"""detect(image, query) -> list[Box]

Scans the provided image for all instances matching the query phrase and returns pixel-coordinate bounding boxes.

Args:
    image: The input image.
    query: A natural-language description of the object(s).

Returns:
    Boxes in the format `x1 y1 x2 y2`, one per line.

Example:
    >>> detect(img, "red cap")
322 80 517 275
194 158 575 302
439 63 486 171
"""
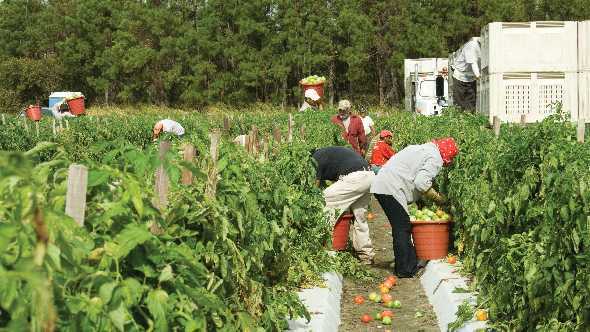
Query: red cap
432 137 458 166
379 130 393 138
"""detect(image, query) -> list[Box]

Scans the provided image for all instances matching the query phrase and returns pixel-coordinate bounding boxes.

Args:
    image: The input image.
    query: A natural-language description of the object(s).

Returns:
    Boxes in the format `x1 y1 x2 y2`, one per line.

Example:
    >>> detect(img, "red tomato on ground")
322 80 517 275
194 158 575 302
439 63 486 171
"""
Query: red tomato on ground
360 314 372 323
354 295 365 305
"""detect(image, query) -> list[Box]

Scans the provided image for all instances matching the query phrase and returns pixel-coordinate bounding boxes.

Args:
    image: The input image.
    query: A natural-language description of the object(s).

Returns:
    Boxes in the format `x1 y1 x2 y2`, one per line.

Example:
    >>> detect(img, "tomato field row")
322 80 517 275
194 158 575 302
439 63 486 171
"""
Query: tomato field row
1 107 589 330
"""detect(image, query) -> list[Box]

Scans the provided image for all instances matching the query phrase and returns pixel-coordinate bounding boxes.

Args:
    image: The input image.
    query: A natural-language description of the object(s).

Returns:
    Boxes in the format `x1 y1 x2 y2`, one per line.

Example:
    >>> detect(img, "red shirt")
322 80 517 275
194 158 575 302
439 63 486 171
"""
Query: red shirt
331 115 367 155
371 141 395 166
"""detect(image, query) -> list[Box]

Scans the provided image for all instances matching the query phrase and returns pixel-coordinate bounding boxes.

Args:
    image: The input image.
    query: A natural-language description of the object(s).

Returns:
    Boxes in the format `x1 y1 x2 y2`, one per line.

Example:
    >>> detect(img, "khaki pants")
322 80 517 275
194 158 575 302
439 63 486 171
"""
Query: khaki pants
323 171 375 260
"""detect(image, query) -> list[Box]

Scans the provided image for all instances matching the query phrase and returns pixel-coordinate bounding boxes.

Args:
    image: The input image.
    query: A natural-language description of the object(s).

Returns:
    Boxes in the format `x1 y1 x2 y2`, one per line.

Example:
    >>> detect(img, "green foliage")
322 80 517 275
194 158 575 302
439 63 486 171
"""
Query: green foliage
2 1 589 109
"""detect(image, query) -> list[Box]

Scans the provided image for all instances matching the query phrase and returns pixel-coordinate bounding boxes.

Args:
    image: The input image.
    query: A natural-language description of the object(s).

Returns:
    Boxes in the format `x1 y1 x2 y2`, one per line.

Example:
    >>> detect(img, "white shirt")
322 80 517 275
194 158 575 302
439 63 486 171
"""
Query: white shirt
452 38 481 83
299 101 312 112
370 143 443 214
361 116 374 135
159 119 185 136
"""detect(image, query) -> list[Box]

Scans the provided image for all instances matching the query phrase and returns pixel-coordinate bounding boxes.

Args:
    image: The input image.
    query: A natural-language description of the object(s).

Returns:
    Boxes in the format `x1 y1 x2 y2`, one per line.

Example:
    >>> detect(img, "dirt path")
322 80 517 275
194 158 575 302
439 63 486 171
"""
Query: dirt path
339 201 439 331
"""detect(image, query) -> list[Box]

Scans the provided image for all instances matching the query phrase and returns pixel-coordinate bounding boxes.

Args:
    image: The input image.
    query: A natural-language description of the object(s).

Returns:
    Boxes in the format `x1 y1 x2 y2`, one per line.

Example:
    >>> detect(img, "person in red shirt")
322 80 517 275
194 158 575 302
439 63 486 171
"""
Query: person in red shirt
330 100 367 156
370 130 396 173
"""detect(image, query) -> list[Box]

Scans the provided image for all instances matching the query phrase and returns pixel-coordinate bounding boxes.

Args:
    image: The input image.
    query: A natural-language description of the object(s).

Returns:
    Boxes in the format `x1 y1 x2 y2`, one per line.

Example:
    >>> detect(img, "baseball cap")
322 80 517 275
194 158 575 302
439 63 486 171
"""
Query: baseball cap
379 130 393 138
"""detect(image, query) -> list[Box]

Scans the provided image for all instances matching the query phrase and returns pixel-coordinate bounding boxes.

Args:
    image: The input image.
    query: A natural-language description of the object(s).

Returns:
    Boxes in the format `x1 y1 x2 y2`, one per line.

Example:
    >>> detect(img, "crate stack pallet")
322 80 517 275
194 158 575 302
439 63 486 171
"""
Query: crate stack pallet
477 21 580 124
580 21 590 122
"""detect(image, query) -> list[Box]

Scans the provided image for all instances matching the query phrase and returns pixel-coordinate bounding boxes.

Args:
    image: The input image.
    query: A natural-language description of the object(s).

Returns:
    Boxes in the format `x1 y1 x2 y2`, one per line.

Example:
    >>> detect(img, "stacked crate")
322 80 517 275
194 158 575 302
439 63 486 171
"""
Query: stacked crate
579 21 590 121
477 21 580 123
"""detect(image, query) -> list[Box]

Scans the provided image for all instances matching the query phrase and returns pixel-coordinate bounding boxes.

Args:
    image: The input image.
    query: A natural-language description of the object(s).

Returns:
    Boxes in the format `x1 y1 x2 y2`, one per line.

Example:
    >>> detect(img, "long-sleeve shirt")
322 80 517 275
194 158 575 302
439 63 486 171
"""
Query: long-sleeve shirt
452 38 481 83
331 115 367 156
370 141 396 166
370 142 443 214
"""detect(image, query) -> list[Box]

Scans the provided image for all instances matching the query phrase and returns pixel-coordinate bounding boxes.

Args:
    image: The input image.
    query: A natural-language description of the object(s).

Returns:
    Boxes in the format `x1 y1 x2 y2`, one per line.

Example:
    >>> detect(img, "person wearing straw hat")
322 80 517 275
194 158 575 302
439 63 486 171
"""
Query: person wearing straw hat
311 146 375 265
152 119 185 141
330 99 367 156
299 89 323 112
370 137 458 278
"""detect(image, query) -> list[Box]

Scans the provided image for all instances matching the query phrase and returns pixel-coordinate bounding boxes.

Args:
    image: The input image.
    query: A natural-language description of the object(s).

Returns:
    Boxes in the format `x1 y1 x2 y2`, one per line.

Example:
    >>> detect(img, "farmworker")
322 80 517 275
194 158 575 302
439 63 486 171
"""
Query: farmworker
50 99 75 120
370 137 458 277
330 100 367 156
299 89 323 112
451 37 481 111
312 146 375 265
358 107 375 139
152 119 185 141
370 130 396 174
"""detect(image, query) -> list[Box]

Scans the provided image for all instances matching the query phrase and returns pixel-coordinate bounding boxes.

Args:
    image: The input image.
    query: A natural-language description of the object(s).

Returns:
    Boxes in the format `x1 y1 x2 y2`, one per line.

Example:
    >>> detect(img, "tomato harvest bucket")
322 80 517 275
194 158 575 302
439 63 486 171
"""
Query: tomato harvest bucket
411 220 451 260
25 105 42 121
67 97 85 115
332 213 354 250
300 82 325 98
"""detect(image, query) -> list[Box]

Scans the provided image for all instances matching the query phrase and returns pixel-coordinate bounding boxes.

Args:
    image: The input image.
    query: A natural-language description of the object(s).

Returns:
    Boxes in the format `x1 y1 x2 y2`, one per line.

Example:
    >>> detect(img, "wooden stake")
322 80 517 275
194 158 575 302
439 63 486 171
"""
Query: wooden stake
1 114 5 125
35 122 39 138
52 119 56 137
206 131 221 198
59 120 63 131
23 118 29 133
65 164 88 226
251 125 258 154
181 144 196 185
287 113 293 143
223 116 230 133
577 117 585 143
493 116 501 137
273 126 281 143
65 119 70 130
154 140 171 211
520 114 526 125
300 125 306 141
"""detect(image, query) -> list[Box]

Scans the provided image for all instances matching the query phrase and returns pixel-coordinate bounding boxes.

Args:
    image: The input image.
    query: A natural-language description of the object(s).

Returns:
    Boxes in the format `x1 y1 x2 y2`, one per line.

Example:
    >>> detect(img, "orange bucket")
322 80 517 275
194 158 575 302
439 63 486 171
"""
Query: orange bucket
67 97 85 115
332 213 353 250
301 82 325 98
411 220 451 260
25 105 42 121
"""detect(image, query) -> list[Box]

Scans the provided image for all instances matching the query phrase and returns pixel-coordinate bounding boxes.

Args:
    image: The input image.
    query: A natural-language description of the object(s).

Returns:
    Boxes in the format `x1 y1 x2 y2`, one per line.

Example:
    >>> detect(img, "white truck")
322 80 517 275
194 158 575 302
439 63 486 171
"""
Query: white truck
404 58 450 116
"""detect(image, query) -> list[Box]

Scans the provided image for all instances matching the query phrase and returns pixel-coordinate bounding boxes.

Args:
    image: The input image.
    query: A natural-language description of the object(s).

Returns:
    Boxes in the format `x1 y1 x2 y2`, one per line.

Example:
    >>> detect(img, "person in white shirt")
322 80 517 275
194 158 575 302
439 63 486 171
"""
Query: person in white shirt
358 107 375 157
153 119 185 141
299 89 322 112
451 37 481 112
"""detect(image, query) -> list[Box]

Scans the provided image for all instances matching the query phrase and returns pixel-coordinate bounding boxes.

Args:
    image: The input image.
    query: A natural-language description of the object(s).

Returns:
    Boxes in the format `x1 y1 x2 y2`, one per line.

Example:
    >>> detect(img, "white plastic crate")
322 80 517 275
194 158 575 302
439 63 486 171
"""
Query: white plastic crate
481 21 578 74
579 21 590 71
477 72 579 123
579 71 590 121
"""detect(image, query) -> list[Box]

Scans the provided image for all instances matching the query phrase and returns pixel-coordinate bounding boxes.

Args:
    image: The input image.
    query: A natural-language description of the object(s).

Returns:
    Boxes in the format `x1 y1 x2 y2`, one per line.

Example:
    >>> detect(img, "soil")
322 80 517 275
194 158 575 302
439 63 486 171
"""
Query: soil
339 201 439 331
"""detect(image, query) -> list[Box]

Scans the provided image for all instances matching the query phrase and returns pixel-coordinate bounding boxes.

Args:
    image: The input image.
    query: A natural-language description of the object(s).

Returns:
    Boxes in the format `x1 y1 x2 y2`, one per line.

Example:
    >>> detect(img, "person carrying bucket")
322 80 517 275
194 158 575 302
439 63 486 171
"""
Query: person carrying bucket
370 137 458 277
299 89 323 112
152 119 185 141
311 146 375 265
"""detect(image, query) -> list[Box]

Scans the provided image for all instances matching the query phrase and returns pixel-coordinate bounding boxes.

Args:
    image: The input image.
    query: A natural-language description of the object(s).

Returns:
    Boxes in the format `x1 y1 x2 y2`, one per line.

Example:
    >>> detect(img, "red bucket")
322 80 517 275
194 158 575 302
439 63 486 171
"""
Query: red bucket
332 213 354 251
301 82 325 98
411 220 451 260
67 97 85 115
25 105 42 121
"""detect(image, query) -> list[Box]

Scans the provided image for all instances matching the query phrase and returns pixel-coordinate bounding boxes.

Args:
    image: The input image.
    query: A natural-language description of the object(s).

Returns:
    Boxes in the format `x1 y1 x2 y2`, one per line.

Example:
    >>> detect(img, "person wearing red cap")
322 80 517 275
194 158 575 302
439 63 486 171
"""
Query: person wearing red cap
370 137 458 278
370 130 396 174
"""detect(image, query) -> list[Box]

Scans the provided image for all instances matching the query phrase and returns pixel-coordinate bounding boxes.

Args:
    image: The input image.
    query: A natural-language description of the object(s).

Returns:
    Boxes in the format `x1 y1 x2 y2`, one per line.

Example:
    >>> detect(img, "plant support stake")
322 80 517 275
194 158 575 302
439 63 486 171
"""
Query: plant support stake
493 116 501 137
181 144 196 185
65 164 88 226
578 117 585 143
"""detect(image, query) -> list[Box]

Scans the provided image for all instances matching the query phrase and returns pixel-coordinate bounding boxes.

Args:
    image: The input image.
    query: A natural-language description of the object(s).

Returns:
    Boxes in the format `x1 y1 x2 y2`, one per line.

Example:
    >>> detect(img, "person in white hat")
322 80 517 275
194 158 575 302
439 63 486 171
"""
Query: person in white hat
299 89 323 112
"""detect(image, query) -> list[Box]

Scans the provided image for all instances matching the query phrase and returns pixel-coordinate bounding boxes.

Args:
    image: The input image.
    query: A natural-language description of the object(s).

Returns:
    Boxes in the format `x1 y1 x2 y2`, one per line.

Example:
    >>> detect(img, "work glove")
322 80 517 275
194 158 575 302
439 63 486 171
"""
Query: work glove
423 188 447 206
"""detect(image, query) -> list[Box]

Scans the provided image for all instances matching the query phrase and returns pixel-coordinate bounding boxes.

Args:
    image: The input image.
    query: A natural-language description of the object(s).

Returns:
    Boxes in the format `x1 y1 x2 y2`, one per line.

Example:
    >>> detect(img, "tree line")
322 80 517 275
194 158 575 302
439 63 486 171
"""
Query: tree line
0 0 588 111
